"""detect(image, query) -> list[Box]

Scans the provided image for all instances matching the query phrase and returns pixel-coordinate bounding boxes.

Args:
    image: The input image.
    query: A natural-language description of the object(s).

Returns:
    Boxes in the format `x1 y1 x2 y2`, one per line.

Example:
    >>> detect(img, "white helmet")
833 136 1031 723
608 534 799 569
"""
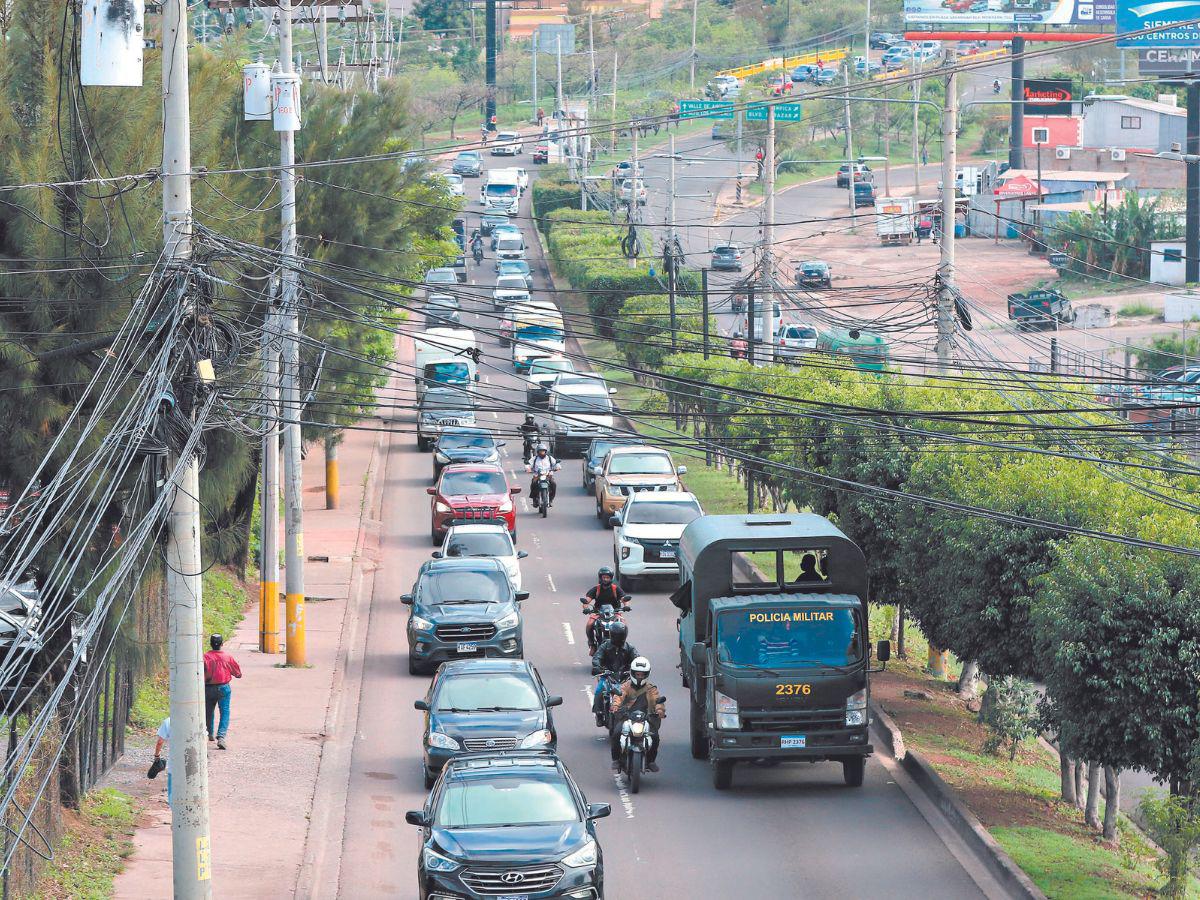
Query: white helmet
630 656 651 686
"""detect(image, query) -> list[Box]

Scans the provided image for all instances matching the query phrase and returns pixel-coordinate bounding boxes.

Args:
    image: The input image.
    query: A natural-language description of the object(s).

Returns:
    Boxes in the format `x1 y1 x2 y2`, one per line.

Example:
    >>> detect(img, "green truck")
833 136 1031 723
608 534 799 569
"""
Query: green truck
816 327 889 372
1007 288 1073 330
674 514 890 790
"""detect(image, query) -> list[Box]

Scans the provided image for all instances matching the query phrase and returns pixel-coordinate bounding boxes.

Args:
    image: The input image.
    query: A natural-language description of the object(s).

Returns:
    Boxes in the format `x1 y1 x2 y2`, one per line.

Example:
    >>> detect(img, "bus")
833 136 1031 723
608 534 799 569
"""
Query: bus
816 327 889 373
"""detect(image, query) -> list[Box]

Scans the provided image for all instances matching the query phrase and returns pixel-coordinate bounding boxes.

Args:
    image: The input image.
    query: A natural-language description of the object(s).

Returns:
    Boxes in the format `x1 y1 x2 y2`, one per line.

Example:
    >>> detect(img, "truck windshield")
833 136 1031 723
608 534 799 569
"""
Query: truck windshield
517 325 563 341
486 184 519 199
716 607 862 669
425 362 470 383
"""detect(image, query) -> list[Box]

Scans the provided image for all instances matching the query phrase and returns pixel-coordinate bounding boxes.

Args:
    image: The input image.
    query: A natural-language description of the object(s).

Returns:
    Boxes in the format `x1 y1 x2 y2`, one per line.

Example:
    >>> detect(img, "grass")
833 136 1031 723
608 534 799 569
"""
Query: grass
129 566 253 730
993 825 1165 900
35 788 136 900
1119 301 1159 318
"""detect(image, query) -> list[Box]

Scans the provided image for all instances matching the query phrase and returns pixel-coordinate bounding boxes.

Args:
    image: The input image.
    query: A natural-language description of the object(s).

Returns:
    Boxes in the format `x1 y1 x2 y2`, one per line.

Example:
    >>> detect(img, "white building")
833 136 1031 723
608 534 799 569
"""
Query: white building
1151 240 1187 287
1080 94 1186 153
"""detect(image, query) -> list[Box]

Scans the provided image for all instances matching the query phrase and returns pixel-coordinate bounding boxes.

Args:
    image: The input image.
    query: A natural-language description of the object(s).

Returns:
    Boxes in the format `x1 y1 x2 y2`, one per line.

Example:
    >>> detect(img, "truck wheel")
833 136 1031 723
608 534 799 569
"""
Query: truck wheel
713 760 734 790
690 701 708 760
417 435 429 452
842 756 865 787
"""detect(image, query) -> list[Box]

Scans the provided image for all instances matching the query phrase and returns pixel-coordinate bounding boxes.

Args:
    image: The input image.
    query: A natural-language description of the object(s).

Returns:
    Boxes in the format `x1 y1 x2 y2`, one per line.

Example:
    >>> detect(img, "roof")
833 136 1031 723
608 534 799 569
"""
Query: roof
680 513 854 562
607 444 668 456
444 521 511 533
625 490 699 504
999 169 1129 185
423 556 508 573
438 658 532 675
1085 94 1186 117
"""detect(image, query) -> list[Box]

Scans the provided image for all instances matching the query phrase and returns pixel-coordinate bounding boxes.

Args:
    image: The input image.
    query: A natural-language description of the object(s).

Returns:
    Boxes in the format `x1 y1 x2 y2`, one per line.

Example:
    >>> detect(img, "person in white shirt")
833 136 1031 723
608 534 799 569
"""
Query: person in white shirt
524 444 561 505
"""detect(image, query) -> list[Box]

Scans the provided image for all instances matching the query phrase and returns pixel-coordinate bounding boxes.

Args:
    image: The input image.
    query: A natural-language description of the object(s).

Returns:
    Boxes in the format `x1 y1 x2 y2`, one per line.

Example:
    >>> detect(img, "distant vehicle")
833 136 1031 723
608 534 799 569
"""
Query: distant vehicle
480 169 521 214
513 306 566 371
1007 289 1074 329
836 163 872 188
532 143 550 164
614 160 645 179
497 258 533 288
412 659 559 787
450 252 467 284
776 322 820 358
813 68 839 85
795 260 831 288
431 427 504 479
513 167 530 192
853 181 877 207
424 267 458 288
435 523 528 591
767 73 793 95
619 178 647 205
593 445 687 523
582 437 639 491
870 32 902 49
611 490 703 589
875 196 916 245
414 327 476 404
526 356 575 407
852 56 882 76
426 464 520 544
405 751 608 897
706 74 741 98
440 172 465 198
494 232 527 266
711 122 731 141
451 151 482 177
492 273 531 309
490 222 522 250
479 212 509 235
417 387 476 452
490 131 523 156
401 155 429 172
790 64 818 82
548 386 615 457
817 327 890 372
711 244 744 271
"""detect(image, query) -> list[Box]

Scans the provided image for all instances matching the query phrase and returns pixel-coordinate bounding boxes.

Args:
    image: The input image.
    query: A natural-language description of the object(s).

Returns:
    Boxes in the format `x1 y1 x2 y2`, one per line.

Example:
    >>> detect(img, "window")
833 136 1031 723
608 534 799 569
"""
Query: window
1164 247 1184 263
1031 127 1049 145
1120 115 1142 130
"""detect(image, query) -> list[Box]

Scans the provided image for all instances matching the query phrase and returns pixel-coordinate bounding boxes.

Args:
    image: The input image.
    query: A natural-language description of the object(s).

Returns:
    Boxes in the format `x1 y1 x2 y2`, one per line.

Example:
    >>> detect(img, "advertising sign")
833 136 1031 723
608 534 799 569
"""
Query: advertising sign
904 0 1113 25
1023 78 1075 115
1117 0 1200 46
1138 46 1200 73
534 23 576 54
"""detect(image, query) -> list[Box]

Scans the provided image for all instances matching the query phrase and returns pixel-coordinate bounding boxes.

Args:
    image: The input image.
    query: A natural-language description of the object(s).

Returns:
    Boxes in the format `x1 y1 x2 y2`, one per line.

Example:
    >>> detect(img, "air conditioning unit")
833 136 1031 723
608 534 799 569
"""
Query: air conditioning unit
1111 148 1126 161
1055 147 1072 160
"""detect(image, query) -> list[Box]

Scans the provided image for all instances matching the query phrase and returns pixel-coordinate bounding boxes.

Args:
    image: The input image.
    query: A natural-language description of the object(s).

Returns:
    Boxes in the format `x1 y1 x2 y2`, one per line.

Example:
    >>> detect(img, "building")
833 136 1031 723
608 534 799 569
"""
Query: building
1024 115 1082 150
1150 240 1186 286
967 167 1129 239
1079 94 1186 154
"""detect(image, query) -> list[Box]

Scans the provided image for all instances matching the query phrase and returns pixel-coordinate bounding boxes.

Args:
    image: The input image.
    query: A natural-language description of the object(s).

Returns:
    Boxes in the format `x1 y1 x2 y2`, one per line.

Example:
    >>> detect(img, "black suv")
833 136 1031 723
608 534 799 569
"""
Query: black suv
414 659 563 787
403 558 528 676
417 388 476 453
406 751 609 900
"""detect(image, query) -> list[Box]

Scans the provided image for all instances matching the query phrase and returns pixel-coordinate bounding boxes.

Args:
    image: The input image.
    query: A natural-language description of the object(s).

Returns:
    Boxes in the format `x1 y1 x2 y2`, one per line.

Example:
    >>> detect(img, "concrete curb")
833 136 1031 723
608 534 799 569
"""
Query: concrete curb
874 702 1046 900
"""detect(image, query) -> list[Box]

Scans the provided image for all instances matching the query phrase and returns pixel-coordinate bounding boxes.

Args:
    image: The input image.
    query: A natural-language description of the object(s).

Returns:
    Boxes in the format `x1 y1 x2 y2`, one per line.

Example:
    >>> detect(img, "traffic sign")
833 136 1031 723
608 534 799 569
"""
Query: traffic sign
678 99 734 120
1117 0 1200 47
745 102 802 122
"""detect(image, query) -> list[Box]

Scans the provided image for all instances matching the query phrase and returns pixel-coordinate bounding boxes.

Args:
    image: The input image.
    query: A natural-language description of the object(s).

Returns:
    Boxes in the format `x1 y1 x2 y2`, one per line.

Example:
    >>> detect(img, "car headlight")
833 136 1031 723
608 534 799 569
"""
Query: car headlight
846 688 867 726
715 689 739 730
427 730 460 751
422 847 460 873
495 610 520 629
434 501 451 513
410 615 434 633
434 451 449 463
519 729 552 748
620 546 630 560
498 499 513 513
561 839 598 869
621 535 642 546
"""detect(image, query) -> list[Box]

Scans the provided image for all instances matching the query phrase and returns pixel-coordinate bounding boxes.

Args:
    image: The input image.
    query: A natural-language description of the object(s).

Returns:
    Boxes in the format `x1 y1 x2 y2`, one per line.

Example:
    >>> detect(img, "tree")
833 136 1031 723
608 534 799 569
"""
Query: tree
412 0 470 36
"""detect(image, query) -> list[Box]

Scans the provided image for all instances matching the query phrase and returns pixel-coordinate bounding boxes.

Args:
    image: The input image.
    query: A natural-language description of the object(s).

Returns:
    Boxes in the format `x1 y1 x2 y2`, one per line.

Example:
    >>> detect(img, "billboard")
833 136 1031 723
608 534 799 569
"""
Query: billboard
904 0 1113 24
1116 0 1200 47
1023 78 1075 115
1139 46 1200 73
534 24 576 54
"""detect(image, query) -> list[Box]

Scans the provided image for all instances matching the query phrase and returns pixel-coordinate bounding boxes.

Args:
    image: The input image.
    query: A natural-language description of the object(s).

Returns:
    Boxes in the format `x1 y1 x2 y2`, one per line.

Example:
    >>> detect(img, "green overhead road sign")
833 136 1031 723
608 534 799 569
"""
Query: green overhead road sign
678 99 734 120
745 102 802 122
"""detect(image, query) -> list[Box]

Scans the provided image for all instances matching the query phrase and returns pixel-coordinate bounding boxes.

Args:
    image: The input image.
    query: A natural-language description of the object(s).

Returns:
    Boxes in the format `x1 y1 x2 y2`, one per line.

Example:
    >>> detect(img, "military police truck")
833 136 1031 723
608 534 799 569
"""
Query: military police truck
674 514 890 790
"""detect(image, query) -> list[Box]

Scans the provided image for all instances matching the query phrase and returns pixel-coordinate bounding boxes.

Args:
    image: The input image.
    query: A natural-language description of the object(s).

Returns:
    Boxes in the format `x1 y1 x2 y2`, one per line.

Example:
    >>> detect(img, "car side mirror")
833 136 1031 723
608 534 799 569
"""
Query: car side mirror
414 699 430 711
426 487 437 495
497 442 507 448
876 640 892 663
591 466 603 476
515 591 531 602
546 695 563 707
608 387 617 395
431 551 444 559
587 802 612 820
517 550 529 559
401 593 414 605
677 465 688 475
690 642 706 665
609 515 621 527
405 810 429 827
510 486 522 494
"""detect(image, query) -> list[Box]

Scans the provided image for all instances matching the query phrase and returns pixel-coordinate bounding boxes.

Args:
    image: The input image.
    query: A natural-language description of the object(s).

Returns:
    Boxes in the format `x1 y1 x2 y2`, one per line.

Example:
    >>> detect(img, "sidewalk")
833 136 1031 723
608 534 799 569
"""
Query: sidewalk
110 420 385 899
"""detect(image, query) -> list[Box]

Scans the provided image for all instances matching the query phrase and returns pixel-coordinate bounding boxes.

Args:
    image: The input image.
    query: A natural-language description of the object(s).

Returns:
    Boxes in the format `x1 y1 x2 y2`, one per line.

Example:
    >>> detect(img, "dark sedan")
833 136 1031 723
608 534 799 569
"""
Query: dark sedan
796 260 832 288
479 212 510 235
406 751 608 900
432 428 504 479
452 151 483 177
414 659 562 787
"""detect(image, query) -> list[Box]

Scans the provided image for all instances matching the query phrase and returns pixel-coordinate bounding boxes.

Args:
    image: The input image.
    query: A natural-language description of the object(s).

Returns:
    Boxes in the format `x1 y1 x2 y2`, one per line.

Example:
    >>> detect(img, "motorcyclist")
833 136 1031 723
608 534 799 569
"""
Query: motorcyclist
524 444 560 507
590 621 638 726
730 331 748 360
610 656 665 771
582 565 630 650
519 414 540 460
992 78 1002 94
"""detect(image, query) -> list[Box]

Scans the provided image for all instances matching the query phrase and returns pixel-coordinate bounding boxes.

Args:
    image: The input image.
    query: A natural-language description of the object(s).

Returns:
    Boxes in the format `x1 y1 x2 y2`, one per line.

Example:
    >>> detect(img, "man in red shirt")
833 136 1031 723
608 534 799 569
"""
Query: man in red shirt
204 634 242 750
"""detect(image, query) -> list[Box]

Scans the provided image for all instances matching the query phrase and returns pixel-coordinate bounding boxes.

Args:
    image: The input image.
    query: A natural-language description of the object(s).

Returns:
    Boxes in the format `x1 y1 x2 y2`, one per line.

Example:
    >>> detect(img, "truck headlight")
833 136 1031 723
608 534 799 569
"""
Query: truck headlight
428 730 460 750
715 689 739 730
495 610 520 629
561 839 598 868
410 615 434 633
846 688 867 726
520 729 552 748
422 847 460 872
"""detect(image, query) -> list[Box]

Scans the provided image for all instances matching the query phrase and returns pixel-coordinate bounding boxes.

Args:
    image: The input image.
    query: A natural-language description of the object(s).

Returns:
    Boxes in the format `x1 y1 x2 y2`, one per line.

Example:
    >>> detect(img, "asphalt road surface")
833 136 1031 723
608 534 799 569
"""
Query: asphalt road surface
324 159 1009 899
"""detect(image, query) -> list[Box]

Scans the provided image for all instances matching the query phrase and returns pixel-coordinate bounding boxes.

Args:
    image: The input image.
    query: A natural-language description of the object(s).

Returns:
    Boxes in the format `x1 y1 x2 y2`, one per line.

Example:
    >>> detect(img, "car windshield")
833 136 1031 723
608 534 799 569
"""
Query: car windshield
439 432 495 451
497 238 524 250
786 327 818 339
609 452 674 475
440 470 508 495
426 271 455 283
715 246 737 255
556 395 612 415
496 277 527 290
435 776 578 828
446 531 513 558
717 607 863 668
457 152 479 161
531 359 573 376
433 673 541 711
500 261 530 274
420 568 509 604
625 500 701 525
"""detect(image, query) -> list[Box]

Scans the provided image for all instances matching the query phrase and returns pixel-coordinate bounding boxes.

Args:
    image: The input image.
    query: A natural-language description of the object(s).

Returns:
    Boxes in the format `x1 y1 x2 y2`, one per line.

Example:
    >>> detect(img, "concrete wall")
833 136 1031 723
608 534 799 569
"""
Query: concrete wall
1018 147 1186 191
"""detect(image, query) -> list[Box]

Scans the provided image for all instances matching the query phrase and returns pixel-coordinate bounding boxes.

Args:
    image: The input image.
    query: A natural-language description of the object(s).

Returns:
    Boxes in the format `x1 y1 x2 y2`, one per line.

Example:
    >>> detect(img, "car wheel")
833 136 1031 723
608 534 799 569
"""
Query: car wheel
690 699 708 760
417 435 429 452
431 528 441 547
408 655 423 676
842 756 865 787
423 766 437 789
618 572 636 592
713 760 734 790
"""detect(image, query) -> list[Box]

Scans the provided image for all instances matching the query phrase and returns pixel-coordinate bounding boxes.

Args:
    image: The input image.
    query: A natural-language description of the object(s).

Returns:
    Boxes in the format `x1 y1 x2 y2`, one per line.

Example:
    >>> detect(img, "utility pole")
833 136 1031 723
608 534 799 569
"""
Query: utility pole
278 0 306 667
555 35 563 118
864 0 871 68
689 0 699 93
843 65 855 229
1188 82 1199 283
763 105 777 362
1009 33 1025 170
383 0 392 78
938 63 957 369
588 14 597 114
531 30 538 124
610 48 618 153
912 53 921 198
668 132 678 352
162 0 212 889
701 267 711 360
485 0 497 127
260 298 280 654
319 8 328 82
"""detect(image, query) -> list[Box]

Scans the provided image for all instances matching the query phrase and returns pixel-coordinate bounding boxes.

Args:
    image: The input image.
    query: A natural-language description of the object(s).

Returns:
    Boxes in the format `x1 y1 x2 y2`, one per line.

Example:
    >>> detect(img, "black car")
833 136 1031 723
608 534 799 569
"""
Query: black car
453 151 483 178
479 212 510 235
414 659 563 787
582 437 640 491
835 163 872 189
406 751 609 900
870 31 901 49
433 428 504 479
796 260 832 288
418 388 476 452
403 558 527 676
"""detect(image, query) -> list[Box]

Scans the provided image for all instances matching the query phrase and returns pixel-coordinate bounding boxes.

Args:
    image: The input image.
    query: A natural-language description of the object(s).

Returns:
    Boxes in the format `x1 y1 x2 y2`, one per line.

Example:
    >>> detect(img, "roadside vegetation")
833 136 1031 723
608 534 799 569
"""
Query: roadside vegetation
35 788 136 900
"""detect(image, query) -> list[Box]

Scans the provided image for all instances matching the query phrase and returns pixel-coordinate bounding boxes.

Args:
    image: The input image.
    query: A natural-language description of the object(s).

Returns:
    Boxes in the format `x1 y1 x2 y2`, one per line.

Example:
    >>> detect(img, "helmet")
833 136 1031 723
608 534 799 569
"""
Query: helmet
598 566 614 583
609 620 628 646
209 634 224 651
524 414 535 424
536 444 549 454
630 656 651 686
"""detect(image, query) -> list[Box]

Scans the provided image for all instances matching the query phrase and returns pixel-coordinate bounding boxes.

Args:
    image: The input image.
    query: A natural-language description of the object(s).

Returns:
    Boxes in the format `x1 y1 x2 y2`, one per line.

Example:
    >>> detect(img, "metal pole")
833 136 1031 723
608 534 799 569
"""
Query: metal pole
864 0 871 69
669 132 678 352
747 284 756 366
1009 34 1025 170
485 0 497 127
844 65 855 230
610 48 618 153
162 0 211 889
690 0 698 93
764 106 777 361
531 31 538 125
736 108 743 170
280 0 306 667
938 64 957 371
912 52 921 199
701 267 711 360
383 0 392 77
1188 82 1200 283
555 35 563 118
319 7 328 82
260 304 280 654
588 14 596 113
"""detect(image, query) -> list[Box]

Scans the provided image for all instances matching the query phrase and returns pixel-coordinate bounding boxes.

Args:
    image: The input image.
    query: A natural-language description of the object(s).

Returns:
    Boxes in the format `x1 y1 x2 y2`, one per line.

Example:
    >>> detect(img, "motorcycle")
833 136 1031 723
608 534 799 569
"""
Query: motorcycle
992 80 1002 95
535 472 552 518
595 668 629 731
582 602 630 655
617 698 665 793
472 241 484 264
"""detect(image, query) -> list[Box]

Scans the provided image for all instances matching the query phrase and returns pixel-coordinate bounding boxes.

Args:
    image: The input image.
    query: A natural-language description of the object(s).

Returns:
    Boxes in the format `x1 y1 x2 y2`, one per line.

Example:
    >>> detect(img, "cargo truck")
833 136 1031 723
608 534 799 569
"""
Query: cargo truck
675 514 890 790
874 197 914 245
413 328 478 402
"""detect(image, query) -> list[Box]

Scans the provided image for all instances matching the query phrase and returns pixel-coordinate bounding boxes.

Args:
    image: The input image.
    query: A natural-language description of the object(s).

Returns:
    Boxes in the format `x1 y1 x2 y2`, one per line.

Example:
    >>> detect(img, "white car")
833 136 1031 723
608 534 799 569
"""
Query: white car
441 172 465 197
611 491 703 588
435 523 527 592
619 179 647 204
492 274 531 309
513 167 530 192
491 132 523 156
776 322 819 359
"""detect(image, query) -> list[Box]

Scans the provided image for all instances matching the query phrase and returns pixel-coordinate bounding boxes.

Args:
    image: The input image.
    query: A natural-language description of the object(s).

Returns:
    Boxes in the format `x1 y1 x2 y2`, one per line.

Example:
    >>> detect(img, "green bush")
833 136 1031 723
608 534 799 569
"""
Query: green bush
530 168 581 224
613 294 718 370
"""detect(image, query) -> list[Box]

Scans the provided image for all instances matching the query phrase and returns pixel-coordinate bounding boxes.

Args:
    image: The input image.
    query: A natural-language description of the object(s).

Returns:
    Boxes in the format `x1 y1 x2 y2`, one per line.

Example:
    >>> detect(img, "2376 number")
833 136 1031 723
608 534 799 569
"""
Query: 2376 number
775 683 811 696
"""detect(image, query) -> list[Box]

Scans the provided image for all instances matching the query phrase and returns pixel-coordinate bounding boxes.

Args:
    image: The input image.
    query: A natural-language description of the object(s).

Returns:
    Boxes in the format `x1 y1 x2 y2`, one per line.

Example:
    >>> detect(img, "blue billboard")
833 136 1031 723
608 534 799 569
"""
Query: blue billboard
1117 0 1200 47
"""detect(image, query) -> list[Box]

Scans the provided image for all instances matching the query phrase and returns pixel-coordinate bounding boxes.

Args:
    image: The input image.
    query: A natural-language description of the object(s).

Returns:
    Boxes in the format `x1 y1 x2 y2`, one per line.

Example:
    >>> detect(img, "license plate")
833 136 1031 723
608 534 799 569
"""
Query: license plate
497 896 529 900
456 642 478 653
659 548 676 559
781 734 807 749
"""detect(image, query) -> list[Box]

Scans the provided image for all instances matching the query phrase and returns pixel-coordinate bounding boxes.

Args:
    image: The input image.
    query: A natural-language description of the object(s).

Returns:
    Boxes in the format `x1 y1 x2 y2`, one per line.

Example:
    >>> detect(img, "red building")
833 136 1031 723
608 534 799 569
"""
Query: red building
1022 115 1082 149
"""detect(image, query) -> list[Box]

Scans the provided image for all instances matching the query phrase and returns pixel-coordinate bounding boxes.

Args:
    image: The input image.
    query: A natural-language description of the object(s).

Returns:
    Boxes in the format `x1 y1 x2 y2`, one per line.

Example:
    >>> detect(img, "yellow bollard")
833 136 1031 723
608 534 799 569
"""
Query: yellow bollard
260 580 279 654
325 436 339 510
286 593 306 666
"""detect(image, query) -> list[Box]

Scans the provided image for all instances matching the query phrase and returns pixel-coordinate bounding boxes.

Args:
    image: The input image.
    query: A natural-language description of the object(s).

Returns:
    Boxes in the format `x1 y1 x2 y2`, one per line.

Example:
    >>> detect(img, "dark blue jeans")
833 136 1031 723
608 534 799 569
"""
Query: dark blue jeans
205 683 232 739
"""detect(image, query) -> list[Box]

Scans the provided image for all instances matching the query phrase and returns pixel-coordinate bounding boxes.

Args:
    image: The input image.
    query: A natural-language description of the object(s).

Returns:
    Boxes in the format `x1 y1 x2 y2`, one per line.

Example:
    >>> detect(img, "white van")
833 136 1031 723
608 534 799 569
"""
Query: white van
480 169 522 214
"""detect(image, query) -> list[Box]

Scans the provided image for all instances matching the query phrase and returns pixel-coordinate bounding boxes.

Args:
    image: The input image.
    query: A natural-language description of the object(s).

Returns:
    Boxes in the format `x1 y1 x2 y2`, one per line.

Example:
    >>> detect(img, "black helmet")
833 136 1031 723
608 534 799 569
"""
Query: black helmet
609 620 628 645
536 444 549 454
598 566 614 583
209 634 224 651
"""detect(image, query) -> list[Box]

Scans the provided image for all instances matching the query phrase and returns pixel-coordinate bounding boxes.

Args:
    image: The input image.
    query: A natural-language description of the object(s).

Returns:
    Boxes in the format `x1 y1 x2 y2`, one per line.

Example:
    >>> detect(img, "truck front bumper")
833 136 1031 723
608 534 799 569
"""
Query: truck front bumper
707 727 871 760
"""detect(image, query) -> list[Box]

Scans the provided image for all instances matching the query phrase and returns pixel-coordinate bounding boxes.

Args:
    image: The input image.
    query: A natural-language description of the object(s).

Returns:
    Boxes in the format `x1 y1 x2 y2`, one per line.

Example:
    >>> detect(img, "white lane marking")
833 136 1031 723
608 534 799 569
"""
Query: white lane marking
484 375 491 384
547 574 557 593
491 411 499 419
612 772 636 819
562 622 575 645
580 685 593 711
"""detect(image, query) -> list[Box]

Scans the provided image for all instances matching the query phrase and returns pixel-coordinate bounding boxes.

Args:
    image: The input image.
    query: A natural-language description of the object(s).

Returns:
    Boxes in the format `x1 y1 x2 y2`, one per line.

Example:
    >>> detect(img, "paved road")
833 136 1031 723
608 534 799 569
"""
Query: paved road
327 161 1004 898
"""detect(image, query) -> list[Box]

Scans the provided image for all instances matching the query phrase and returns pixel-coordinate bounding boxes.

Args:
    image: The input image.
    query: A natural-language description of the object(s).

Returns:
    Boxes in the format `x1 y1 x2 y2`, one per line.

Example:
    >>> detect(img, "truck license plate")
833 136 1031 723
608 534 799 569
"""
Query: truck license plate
456 642 478 653
659 548 676 559
780 734 807 749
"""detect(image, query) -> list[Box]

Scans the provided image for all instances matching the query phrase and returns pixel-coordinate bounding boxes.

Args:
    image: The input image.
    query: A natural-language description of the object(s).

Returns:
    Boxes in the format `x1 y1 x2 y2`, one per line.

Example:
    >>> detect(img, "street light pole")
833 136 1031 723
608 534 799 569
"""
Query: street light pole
690 0 699 93
1188 81 1200 283
938 63 958 370
844 65 856 229
762 105 777 365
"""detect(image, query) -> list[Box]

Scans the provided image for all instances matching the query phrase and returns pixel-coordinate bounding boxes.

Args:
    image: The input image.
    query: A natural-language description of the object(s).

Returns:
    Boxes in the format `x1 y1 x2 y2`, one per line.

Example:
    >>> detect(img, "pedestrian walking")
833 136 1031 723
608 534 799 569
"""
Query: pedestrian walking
152 717 171 801
204 633 242 750
921 147 928 167
536 106 545 128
